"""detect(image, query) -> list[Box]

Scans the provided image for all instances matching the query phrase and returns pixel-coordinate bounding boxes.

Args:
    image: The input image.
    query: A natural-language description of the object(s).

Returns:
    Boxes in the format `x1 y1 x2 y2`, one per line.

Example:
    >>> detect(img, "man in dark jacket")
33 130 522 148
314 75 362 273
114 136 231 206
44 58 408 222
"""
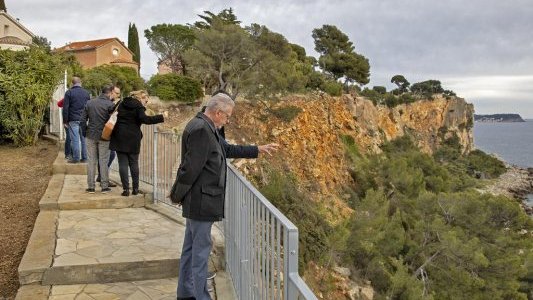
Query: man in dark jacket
80 85 118 194
62 77 90 163
174 93 279 300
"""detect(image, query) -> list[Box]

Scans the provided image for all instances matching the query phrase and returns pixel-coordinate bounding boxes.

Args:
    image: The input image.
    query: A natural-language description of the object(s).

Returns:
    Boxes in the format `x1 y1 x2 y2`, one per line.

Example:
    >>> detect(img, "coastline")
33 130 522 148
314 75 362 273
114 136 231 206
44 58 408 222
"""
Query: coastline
481 164 533 215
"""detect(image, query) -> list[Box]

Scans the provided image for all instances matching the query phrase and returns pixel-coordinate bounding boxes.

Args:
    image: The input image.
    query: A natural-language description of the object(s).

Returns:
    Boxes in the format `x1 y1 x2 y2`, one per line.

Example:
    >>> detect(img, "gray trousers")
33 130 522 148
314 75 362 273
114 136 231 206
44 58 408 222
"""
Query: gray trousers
86 138 110 189
177 219 213 300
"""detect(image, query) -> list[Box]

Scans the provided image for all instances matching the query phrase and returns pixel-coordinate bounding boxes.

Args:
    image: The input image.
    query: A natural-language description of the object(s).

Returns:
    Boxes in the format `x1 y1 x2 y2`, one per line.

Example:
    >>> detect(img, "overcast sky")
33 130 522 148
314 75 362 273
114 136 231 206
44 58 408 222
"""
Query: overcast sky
7 0 533 117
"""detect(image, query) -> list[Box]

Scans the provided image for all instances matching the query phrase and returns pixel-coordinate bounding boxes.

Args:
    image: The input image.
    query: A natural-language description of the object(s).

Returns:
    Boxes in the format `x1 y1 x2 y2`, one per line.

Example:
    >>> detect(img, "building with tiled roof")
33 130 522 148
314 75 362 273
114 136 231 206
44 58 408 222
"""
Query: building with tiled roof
0 10 34 50
56 37 139 73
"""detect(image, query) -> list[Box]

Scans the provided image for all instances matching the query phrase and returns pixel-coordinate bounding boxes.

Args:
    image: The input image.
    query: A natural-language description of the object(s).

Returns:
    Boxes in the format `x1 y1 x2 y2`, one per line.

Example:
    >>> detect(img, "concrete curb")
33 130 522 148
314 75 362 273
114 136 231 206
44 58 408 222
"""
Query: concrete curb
57 196 146 210
39 174 64 210
42 258 180 285
52 152 87 175
145 202 186 226
17 210 58 285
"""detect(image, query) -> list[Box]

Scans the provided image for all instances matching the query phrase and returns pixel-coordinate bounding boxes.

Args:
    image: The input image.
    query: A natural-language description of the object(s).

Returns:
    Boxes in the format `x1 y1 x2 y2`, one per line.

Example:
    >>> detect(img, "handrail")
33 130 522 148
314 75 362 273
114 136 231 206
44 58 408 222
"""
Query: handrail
90 121 318 299
225 164 318 299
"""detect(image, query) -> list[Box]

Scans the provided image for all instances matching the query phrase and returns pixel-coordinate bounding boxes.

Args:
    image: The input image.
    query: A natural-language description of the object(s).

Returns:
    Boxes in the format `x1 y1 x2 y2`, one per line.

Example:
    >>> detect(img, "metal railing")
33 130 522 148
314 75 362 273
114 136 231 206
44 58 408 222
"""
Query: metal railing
225 164 317 300
53 114 317 299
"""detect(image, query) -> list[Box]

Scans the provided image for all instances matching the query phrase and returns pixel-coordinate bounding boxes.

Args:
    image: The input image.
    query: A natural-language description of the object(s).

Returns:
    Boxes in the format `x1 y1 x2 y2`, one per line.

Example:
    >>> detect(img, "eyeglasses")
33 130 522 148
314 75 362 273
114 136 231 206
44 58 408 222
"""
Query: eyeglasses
219 110 232 120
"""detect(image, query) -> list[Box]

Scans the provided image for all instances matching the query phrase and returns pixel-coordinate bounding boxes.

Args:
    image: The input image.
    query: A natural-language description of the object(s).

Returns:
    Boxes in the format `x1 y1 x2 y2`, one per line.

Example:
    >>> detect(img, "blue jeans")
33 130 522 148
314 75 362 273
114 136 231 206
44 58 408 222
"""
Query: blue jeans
177 219 213 300
68 121 87 161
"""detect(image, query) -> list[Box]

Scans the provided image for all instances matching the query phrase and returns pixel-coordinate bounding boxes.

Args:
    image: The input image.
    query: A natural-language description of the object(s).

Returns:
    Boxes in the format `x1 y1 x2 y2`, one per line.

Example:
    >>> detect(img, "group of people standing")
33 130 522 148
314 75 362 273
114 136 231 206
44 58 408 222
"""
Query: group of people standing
61 77 164 195
62 77 281 300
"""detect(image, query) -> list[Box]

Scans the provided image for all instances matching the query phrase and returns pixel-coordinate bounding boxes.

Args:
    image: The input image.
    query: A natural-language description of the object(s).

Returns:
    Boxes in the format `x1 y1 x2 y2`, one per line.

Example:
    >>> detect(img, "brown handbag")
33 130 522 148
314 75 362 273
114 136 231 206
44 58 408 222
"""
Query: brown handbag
101 100 122 141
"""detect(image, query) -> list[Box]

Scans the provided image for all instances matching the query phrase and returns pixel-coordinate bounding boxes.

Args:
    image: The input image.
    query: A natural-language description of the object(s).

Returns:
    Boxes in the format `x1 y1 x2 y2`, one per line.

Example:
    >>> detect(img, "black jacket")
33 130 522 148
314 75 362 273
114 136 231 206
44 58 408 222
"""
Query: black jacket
109 97 164 153
175 112 258 222
62 85 90 123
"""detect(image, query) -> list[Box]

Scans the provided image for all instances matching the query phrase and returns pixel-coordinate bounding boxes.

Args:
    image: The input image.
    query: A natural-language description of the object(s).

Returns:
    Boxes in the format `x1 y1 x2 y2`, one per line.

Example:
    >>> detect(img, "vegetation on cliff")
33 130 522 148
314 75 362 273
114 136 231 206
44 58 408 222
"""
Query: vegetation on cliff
342 135 530 299
155 90 527 299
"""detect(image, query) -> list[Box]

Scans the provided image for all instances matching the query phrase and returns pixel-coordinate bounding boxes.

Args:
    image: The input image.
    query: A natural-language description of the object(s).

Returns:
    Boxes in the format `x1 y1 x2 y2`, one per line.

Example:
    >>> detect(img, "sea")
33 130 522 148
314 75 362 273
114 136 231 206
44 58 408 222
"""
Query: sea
473 120 533 207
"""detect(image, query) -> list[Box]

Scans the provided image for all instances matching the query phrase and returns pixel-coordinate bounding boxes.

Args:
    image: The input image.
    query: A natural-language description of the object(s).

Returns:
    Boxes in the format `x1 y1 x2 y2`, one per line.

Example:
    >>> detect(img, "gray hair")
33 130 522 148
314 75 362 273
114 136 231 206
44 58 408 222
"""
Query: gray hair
205 93 235 113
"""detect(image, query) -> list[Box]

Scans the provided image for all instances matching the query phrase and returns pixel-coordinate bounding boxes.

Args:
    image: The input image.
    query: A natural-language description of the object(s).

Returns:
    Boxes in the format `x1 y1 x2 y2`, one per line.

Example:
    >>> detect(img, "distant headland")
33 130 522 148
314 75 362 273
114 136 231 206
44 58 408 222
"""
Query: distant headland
474 114 525 122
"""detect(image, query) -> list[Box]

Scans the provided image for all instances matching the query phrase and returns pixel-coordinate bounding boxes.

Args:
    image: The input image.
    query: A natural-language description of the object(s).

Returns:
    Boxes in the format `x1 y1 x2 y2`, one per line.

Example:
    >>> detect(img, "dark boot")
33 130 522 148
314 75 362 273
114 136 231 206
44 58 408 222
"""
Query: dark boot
121 189 130 197
132 188 139 195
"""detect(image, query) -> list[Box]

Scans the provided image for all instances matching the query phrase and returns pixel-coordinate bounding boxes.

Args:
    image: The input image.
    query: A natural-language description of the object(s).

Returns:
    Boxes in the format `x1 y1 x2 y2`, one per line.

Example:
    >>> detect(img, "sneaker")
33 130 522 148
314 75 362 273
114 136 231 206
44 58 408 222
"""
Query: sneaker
85 188 95 194
80 159 87 163
108 182 117 188
101 188 111 194
207 271 216 280
67 159 79 164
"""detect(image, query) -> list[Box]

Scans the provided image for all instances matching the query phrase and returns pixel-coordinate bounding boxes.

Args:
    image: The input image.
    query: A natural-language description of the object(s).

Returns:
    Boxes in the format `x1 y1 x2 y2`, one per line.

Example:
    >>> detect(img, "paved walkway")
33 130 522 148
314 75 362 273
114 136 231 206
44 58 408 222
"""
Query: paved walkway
16 152 232 300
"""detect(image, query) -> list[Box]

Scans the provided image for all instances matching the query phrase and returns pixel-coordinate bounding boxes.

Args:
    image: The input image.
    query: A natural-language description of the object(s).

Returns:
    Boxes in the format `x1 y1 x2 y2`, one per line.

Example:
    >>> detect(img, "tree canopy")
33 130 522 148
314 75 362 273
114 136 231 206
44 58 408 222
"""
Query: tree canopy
146 11 374 97
144 24 195 74
128 23 141 69
312 24 370 85
83 65 144 96
391 74 410 94
32 36 52 52
192 8 241 29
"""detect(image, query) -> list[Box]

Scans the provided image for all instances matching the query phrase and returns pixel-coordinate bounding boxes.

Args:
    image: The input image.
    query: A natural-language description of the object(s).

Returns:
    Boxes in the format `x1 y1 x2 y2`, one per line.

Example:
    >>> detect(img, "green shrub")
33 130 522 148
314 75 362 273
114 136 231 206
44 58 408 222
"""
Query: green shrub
372 86 387 94
360 88 385 105
0 47 65 146
320 80 343 96
148 74 203 103
259 168 331 272
465 149 506 178
84 65 145 96
271 105 302 122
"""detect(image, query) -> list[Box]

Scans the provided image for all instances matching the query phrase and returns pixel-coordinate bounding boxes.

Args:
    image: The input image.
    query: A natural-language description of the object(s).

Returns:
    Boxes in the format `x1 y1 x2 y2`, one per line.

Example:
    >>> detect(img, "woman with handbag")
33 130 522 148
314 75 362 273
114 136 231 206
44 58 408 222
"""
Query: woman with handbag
109 90 164 196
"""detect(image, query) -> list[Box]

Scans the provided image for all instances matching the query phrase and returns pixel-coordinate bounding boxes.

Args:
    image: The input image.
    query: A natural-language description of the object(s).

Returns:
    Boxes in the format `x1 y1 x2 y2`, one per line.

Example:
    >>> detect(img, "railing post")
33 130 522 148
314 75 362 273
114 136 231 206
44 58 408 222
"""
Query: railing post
286 229 299 300
153 125 158 204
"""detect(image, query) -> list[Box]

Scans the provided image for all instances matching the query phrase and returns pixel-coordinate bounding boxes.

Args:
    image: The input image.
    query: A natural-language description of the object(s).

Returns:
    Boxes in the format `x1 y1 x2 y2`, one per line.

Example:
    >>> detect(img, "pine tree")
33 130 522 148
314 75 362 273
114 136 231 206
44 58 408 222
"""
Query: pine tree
0 0 7 12
127 22 141 70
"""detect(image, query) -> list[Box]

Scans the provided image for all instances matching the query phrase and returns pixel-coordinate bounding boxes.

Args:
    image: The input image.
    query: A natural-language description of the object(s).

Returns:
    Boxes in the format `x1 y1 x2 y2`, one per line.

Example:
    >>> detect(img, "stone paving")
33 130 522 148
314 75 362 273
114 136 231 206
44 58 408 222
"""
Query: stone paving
49 278 178 300
54 208 183 266
16 153 231 300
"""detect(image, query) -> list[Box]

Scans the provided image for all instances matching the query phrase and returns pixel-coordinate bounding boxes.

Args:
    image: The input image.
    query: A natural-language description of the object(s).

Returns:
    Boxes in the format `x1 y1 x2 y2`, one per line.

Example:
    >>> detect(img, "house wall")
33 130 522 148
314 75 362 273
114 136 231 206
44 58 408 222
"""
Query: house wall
70 49 97 69
96 40 134 66
0 14 32 43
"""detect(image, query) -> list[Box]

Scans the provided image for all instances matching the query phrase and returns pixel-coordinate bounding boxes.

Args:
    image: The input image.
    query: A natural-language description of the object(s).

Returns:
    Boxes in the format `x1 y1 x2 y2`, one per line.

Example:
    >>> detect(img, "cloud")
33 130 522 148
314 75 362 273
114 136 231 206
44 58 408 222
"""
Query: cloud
6 0 533 115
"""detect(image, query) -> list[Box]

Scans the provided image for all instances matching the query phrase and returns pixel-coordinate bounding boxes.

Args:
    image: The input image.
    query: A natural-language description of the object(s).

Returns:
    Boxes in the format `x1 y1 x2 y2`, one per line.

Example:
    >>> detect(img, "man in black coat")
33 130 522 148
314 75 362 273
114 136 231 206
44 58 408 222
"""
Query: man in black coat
174 93 279 300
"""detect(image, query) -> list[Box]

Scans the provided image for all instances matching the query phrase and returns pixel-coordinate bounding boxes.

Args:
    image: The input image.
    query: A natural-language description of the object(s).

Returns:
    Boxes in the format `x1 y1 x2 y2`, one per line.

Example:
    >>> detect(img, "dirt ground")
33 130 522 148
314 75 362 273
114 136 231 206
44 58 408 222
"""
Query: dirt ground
0 140 58 299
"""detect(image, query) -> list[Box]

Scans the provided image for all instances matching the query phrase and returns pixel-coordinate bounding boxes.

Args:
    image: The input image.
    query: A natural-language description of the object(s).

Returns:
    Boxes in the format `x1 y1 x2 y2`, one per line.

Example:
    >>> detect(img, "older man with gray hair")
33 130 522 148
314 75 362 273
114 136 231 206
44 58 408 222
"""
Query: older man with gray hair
173 93 278 300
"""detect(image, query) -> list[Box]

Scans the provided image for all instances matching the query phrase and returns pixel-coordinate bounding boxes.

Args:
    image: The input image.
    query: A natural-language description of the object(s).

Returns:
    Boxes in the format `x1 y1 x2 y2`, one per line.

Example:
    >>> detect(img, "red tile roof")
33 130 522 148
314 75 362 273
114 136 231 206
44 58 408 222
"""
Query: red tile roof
57 38 128 52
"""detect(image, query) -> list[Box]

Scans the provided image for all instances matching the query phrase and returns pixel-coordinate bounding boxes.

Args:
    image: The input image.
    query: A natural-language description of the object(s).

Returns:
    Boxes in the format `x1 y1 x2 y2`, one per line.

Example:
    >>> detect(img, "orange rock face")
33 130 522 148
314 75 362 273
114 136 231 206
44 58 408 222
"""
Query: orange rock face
227 94 473 221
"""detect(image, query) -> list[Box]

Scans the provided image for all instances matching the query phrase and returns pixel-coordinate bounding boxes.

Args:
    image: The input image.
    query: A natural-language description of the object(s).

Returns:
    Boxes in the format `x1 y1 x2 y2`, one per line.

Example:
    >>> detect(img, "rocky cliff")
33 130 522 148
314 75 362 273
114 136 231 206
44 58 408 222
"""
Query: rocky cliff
227 94 474 201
